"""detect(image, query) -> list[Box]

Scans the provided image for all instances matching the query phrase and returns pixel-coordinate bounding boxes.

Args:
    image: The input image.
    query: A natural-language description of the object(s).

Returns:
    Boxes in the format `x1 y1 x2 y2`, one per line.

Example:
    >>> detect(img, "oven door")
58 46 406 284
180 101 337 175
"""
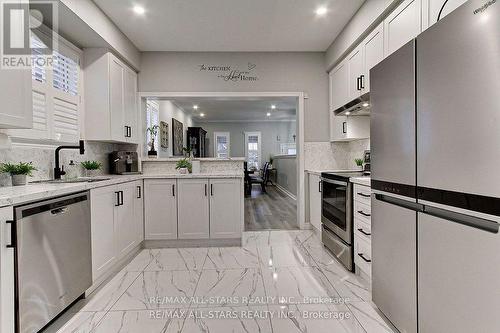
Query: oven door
321 178 352 244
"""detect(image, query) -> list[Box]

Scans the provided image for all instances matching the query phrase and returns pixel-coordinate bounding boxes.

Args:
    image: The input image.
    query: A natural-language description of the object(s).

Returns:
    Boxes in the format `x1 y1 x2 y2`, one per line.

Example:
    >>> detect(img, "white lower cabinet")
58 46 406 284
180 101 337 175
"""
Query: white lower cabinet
1 207 15 333
353 183 372 279
90 181 143 282
308 173 322 231
178 179 210 239
144 179 178 240
209 178 242 239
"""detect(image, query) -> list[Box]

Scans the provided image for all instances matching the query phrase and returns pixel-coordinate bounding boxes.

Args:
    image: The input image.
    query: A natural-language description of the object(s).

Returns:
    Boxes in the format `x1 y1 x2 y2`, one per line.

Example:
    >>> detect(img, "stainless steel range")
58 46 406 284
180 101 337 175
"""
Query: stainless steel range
320 171 368 271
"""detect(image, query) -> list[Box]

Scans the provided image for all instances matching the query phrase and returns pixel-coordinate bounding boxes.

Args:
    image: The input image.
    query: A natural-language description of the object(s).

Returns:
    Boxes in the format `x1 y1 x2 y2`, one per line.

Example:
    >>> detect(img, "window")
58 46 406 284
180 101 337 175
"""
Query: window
280 143 296 155
214 132 230 158
245 132 261 169
9 29 82 144
146 100 159 151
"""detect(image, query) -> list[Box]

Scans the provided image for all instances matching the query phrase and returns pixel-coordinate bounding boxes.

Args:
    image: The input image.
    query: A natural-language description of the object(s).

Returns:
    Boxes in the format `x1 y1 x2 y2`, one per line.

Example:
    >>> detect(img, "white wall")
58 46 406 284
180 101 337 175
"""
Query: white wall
138 52 328 142
156 101 193 158
194 121 296 164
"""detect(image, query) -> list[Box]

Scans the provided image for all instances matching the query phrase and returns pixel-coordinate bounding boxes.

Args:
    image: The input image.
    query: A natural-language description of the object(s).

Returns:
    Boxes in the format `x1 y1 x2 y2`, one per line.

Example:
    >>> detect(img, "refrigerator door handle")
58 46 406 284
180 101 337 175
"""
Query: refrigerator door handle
424 205 499 234
375 194 424 212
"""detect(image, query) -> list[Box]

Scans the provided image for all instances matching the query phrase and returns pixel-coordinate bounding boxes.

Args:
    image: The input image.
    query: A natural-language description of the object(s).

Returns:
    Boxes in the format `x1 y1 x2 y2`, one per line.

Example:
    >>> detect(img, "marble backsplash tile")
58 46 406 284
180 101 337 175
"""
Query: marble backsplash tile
0 141 134 186
142 160 243 175
304 140 370 171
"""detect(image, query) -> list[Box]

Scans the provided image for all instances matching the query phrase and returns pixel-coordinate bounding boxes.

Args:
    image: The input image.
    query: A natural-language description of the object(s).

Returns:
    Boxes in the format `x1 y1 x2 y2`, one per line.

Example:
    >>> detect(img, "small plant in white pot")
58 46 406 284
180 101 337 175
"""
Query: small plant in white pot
0 162 37 186
81 160 102 177
176 158 192 174
354 158 364 171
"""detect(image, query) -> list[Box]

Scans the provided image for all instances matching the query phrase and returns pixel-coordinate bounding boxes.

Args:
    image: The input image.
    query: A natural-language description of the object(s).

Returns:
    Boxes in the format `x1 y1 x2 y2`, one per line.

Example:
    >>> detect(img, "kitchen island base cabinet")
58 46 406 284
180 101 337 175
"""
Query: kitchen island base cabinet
144 179 178 240
178 179 210 239
209 179 243 239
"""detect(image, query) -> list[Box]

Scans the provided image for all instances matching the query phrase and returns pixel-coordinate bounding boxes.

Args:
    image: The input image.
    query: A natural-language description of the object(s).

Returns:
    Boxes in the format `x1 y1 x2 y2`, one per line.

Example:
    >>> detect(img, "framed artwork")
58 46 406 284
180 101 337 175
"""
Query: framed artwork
160 121 169 149
172 118 184 156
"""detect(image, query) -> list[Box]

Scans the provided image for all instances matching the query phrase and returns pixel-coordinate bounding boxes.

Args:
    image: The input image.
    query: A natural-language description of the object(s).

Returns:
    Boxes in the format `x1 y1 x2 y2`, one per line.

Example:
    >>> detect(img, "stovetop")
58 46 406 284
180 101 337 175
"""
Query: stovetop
321 171 370 181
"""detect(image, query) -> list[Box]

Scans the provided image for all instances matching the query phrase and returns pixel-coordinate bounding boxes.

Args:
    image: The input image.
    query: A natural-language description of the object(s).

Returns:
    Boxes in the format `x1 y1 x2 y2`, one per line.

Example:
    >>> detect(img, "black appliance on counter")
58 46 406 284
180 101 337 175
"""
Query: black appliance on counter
187 127 207 157
109 151 140 174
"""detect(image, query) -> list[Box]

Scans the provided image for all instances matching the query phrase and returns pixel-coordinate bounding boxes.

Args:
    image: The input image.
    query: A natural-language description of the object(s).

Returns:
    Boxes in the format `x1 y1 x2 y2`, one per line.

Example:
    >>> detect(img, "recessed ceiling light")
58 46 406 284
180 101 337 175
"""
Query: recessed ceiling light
362 102 370 107
133 5 145 15
345 111 351 116
315 6 328 16
271 105 276 110
193 105 199 110
200 113 205 117
266 112 271 117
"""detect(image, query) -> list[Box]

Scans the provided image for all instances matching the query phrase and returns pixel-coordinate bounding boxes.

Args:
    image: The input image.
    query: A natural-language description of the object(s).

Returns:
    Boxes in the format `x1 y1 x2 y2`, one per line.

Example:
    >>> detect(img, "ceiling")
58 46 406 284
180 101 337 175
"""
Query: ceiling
93 0 365 52
158 97 297 122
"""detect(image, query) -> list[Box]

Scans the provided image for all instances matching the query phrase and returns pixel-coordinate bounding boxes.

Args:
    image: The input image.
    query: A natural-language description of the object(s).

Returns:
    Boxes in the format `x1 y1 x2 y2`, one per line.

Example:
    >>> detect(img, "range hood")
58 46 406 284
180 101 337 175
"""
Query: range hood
334 92 370 116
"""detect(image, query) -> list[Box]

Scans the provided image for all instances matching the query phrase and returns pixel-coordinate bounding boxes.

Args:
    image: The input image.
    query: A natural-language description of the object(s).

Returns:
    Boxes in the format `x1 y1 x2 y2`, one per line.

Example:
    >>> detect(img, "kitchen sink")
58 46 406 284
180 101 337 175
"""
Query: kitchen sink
31 177 111 184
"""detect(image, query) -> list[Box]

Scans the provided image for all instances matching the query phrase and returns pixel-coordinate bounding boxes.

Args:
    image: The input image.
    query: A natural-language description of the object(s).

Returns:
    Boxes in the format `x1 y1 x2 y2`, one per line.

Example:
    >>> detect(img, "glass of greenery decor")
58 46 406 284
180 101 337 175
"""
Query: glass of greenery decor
81 160 102 177
0 162 37 186
175 158 192 174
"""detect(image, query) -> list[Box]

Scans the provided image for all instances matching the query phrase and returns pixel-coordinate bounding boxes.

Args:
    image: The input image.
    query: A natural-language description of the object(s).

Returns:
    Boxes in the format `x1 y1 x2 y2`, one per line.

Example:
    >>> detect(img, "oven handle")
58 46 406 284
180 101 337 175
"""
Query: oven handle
320 178 347 186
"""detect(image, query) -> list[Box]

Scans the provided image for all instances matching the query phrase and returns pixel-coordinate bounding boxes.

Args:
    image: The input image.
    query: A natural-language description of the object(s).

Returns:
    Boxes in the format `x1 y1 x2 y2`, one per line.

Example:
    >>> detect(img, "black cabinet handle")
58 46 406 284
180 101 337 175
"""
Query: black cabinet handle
357 192 370 198
357 210 371 217
358 253 372 263
137 186 141 199
204 184 207 196
119 191 124 206
318 180 322 193
356 77 360 91
210 184 214 196
6 220 16 248
128 126 132 138
360 75 365 89
357 228 371 236
342 122 347 134
172 184 175 197
115 191 120 206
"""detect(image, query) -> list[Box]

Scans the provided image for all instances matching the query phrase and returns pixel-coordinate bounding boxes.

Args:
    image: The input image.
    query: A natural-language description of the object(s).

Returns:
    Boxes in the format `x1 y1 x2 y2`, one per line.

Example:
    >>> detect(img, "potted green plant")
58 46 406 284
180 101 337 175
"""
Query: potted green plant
176 158 192 174
354 158 364 171
0 162 37 186
182 146 193 159
81 160 102 177
146 125 159 158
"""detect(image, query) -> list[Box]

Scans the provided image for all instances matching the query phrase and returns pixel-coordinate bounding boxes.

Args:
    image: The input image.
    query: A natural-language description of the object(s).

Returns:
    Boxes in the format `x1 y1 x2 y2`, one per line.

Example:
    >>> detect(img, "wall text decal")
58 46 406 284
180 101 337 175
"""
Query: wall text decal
198 62 259 82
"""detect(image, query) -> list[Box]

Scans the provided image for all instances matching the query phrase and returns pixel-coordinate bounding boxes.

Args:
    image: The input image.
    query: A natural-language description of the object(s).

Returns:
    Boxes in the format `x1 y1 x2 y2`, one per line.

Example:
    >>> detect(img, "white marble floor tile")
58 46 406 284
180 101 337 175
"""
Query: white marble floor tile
44 311 106 333
194 268 266 307
72 270 141 312
181 306 273 333
268 304 365 333
261 266 339 305
203 246 260 270
112 270 201 310
319 263 372 302
123 249 160 272
348 302 396 333
145 248 208 271
258 244 317 268
93 310 186 333
242 231 271 247
268 230 314 246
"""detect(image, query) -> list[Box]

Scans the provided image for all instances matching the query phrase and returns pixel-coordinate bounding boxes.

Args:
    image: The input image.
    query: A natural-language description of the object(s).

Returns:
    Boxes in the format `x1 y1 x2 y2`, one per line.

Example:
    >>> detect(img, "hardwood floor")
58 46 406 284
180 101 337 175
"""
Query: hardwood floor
244 185 298 231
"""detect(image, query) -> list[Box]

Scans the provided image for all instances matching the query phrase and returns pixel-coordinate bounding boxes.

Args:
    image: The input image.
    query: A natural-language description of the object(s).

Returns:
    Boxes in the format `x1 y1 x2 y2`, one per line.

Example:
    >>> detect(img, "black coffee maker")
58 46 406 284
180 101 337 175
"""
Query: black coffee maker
109 151 140 174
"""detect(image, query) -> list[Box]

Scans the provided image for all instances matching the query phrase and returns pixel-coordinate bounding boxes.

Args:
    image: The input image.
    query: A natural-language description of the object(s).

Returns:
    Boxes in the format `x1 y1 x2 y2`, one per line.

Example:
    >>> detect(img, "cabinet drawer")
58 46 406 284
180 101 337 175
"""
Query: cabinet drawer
355 236 372 277
354 184 371 205
354 200 372 225
355 218 371 242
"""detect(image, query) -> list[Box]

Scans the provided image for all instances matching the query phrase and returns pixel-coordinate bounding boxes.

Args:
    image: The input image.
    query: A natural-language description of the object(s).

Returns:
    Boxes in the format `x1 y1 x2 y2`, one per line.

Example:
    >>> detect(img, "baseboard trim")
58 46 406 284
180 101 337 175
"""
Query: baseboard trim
144 238 242 248
275 184 297 201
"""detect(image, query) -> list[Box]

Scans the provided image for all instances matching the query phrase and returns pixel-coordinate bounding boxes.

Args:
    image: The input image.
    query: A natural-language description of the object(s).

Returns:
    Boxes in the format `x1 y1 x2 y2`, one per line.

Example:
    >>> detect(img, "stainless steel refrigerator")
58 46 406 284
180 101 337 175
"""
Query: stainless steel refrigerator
370 1 500 332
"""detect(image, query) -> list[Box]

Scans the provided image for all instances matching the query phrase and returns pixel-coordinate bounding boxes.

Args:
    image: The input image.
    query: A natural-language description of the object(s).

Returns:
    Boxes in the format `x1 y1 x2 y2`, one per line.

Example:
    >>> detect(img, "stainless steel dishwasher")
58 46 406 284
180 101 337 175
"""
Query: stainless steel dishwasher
13 191 92 333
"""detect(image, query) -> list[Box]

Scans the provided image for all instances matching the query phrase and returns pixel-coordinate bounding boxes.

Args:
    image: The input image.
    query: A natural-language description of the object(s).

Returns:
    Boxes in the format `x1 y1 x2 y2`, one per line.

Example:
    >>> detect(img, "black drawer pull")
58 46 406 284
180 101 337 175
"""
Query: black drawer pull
137 186 141 199
6 220 16 248
357 210 371 217
357 192 370 198
357 228 371 236
115 191 120 206
172 184 175 197
358 253 372 263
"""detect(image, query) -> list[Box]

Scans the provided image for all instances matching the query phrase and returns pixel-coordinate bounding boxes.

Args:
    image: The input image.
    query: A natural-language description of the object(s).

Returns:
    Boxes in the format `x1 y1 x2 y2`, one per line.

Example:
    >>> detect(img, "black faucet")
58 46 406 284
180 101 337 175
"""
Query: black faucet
54 140 85 179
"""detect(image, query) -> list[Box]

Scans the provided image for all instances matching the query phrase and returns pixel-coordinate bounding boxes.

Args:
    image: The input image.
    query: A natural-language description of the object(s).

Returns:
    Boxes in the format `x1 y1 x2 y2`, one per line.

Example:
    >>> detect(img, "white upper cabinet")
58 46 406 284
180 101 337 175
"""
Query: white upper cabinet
347 47 364 100
209 179 242 239
84 49 138 144
0 70 32 129
329 60 349 112
384 0 422 56
361 22 385 92
422 0 468 30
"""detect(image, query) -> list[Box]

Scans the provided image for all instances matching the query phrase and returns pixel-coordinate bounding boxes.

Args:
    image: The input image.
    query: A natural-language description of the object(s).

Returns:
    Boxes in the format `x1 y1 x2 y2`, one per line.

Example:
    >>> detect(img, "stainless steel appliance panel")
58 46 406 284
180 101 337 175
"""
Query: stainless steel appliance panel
418 211 500 332
372 196 417 333
370 40 416 187
321 225 353 271
16 192 92 333
417 0 500 197
321 178 352 244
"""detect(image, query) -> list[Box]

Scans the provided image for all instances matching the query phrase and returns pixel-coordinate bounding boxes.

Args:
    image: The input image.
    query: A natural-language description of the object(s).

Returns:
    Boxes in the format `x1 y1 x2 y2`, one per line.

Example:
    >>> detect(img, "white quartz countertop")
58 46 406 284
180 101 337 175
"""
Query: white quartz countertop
0 173 243 208
305 169 359 176
143 157 246 162
350 176 371 187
